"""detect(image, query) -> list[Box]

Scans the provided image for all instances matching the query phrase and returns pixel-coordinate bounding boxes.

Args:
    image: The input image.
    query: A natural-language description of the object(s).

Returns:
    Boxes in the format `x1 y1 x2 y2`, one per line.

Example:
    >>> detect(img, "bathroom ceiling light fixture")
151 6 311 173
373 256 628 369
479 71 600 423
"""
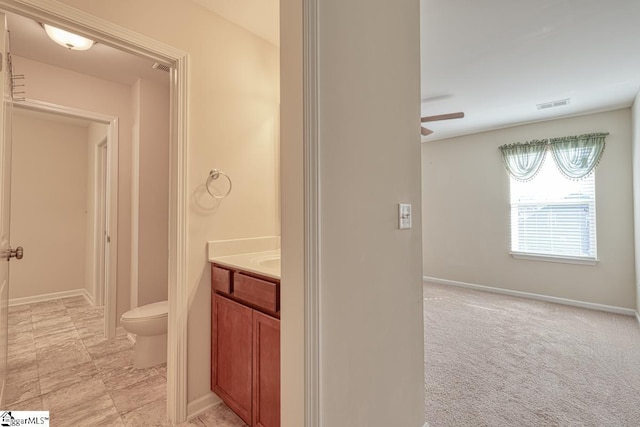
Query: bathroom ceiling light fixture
42 24 95 51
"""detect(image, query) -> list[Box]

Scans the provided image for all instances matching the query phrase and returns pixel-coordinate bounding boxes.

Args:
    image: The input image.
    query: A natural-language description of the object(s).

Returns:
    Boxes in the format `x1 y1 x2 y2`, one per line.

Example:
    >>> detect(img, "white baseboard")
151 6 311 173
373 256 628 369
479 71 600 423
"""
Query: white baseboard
83 289 95 306
636 311 640 325
9 288 89 307
424 277 637 316
423 422 430 427
187 392 222 419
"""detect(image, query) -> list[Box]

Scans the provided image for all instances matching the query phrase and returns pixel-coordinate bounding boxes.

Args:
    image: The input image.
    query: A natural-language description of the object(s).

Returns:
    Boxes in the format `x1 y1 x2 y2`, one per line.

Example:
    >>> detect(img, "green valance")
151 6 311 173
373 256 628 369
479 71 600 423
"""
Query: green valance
499 132 608 181
499 140 548 182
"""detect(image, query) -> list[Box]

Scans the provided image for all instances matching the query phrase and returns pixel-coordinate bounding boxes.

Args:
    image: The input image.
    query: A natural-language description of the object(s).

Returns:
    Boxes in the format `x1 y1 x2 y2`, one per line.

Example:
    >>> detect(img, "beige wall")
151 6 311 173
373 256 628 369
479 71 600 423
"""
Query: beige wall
632 94 640 314
54 0 280 406
423 109 636 309
10 111 88 299
13 55 133 321
317 0 425 425
135 78 170 306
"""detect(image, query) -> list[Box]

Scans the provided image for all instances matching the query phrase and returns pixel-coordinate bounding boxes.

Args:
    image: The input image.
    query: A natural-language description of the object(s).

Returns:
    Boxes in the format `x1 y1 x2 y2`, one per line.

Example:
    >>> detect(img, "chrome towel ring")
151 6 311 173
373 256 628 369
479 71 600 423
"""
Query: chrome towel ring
206 169 232 199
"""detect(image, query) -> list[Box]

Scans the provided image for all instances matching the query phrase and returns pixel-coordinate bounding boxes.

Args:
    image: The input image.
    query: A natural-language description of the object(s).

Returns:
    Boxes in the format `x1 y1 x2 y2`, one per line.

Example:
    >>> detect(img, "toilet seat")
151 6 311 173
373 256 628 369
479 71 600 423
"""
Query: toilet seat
121 300 168 321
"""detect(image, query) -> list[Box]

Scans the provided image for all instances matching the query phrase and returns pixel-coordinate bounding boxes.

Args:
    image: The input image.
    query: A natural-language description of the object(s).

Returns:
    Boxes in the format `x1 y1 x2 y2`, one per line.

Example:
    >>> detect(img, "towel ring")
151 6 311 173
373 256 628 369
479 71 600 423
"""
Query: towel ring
206 169 232 199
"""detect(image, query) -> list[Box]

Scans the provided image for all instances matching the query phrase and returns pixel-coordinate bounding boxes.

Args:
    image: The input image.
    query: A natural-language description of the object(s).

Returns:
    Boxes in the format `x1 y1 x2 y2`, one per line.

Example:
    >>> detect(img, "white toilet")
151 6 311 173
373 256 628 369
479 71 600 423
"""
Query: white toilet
120 300 168 369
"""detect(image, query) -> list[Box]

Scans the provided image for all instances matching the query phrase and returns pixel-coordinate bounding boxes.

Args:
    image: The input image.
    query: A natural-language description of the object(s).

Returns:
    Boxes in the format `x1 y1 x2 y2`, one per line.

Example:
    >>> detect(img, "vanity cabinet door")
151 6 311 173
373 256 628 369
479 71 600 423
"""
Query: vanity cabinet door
253 310 280 427
212 294 253 425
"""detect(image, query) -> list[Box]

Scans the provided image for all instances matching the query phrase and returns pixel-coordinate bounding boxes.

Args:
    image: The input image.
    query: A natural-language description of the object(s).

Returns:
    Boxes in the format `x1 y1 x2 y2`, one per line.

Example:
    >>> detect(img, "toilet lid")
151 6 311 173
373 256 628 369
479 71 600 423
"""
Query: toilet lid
121 300 168 321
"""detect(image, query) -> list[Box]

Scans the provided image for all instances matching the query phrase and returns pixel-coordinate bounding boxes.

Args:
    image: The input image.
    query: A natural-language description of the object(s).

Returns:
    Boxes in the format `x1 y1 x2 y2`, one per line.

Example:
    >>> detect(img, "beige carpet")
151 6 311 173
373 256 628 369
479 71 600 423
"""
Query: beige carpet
423 282 640 426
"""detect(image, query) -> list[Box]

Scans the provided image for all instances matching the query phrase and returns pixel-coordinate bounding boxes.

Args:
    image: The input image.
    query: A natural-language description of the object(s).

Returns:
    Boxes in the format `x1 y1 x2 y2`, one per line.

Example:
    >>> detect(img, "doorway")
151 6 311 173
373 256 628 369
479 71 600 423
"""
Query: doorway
10 100 119 337
0 1 189 422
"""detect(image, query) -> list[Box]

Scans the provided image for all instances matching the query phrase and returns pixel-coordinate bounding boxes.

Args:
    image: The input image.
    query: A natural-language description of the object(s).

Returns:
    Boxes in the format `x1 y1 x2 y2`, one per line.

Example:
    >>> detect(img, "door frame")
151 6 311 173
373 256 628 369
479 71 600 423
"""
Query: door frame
14 99 118 335
0 1 190 423
95 138 107 307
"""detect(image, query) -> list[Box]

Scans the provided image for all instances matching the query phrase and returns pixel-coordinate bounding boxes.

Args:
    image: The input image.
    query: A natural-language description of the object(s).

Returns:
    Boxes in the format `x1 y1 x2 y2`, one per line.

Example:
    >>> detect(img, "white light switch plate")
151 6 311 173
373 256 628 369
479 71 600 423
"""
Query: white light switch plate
398 203 412 229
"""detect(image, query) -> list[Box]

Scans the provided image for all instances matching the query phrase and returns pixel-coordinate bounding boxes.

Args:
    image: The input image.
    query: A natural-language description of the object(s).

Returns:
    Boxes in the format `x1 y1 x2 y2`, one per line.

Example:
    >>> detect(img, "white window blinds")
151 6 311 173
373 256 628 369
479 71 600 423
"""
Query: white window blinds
510 152 596 260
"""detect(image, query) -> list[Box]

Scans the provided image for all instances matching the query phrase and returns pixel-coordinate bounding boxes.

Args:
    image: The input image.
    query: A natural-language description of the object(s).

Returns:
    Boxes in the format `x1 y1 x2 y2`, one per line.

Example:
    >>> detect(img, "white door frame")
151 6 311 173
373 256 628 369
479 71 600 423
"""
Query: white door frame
14 99 119 337
0 1 190 423
95 138 107 307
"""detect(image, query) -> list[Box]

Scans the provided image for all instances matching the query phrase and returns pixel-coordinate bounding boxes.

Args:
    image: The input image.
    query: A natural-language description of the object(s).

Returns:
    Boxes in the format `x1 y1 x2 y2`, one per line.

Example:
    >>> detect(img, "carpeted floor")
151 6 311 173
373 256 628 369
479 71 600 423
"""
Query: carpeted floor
423 281 640 427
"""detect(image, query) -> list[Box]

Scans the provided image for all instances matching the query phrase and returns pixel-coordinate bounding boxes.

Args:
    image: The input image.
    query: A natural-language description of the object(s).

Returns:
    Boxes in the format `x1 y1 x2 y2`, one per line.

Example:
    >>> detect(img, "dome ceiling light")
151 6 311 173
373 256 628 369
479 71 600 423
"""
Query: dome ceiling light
42 24 95 51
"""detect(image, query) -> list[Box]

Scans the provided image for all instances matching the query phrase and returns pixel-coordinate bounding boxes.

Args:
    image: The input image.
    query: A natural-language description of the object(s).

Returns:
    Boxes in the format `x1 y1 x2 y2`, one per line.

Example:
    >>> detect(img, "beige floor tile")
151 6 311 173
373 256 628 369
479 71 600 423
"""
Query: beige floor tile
85 335 133 358
6 297 174 427
8 348 37 371
8 304 31 314
37 339 92 377
69 305 104 322
7 395 43 411
184 404 248 427
29 300 66 316
42 377 119 425
121 397 171 427
100 364 159 393
39 360 99 395
6 358 39 382
8 329 34 352
8 321 33 336
61 296 89 309
110 374 166 415
93 349 135 373
32 322 76 341
33 328 81 351
32 315 75 331
8 312 31 327
77 321 105 337
4 375 40 406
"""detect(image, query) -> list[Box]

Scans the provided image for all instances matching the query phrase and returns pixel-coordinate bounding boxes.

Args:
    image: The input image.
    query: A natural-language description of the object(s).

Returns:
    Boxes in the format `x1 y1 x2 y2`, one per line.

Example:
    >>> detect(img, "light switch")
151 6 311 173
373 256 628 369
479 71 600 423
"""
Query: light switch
398 203 412 230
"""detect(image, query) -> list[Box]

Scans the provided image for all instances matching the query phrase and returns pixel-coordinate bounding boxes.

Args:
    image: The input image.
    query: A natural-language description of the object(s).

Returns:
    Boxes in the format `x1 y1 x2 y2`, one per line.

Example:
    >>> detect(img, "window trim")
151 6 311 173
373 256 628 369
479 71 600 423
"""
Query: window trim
510 251 599 266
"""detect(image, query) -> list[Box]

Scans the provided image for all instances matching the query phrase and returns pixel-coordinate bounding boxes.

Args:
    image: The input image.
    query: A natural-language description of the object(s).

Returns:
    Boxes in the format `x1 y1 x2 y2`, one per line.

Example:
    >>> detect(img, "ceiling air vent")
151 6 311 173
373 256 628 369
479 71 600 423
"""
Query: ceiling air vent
152 62 171 73
537 98 570 110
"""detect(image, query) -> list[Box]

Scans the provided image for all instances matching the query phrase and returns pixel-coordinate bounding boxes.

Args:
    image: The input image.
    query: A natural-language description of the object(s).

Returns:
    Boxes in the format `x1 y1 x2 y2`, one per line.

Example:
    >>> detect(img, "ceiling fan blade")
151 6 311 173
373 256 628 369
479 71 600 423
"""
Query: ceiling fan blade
421 126 433 136
421 112 465 123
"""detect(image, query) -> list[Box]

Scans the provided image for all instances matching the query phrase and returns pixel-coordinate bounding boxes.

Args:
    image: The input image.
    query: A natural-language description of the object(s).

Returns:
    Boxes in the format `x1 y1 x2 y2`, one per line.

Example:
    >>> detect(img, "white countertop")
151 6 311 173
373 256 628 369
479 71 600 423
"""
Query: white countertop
209 249 281 280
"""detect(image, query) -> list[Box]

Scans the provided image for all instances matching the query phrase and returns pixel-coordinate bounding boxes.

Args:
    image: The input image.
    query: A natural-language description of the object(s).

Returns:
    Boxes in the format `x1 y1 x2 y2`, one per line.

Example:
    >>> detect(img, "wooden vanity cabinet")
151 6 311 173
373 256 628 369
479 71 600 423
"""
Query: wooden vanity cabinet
211 263 280 427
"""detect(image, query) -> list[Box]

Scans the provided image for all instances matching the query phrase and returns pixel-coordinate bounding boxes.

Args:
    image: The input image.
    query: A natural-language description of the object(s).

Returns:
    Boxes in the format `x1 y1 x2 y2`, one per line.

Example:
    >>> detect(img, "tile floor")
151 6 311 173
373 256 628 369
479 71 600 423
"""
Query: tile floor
5 296 247 426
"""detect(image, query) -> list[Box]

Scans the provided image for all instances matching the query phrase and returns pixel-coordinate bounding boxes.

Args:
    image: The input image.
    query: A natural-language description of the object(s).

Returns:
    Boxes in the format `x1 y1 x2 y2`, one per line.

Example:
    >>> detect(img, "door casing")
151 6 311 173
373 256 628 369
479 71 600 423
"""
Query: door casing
0 1 190 423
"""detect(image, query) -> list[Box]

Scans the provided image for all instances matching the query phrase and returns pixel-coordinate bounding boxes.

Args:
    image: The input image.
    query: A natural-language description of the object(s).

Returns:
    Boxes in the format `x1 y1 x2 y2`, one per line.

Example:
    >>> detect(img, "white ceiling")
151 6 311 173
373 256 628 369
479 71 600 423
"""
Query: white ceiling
421 0 640 141
5 12 169 87
6 2 638 142
193 0 640 142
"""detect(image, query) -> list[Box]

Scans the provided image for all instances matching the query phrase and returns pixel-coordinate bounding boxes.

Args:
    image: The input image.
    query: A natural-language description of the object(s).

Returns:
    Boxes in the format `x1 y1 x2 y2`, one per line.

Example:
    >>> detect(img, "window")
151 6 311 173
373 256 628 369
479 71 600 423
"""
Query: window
509 152 597 261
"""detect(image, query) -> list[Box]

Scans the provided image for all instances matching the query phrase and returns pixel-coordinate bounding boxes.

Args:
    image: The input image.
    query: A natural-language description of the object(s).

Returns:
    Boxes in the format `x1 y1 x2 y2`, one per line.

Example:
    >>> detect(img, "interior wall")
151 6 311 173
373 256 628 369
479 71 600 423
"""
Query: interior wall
423 109 635 309
10 110 88 300
135 78 170 306
12 55 133 321
317 0 425 425
53 0 281 406
632 94 640 315
85 122 108 303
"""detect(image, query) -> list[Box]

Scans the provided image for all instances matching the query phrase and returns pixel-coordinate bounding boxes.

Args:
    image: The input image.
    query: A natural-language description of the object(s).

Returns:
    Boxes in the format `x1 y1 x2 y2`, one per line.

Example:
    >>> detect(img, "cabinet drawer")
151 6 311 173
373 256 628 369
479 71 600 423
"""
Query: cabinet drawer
234 273 279 313
211 265 232 294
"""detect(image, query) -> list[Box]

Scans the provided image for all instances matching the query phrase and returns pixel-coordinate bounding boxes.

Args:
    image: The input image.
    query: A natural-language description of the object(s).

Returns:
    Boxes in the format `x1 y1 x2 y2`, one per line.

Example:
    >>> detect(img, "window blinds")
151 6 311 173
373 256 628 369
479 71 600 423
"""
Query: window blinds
510 153 596 260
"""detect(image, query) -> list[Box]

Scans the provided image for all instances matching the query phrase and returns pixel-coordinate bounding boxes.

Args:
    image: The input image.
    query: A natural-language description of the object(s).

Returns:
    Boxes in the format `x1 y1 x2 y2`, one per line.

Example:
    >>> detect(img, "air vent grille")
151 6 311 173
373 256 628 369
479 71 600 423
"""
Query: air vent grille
537 98 570 110
152 63 171 73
